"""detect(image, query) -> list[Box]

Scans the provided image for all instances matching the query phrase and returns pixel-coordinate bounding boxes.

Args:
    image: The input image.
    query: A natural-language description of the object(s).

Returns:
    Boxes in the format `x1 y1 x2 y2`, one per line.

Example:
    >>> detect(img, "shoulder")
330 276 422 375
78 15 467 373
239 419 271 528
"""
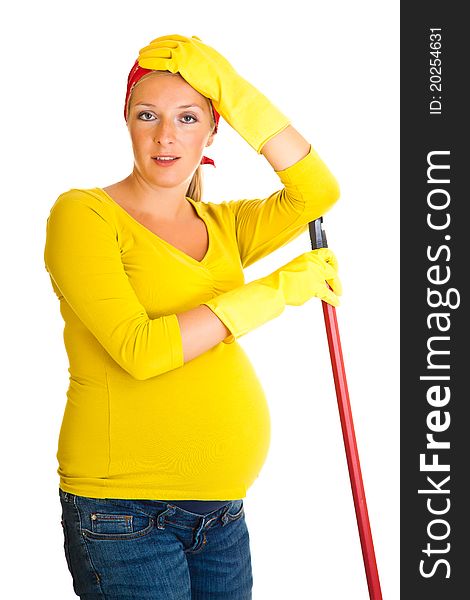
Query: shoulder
49 188 115 219
52 187 111 209
46 188 118 231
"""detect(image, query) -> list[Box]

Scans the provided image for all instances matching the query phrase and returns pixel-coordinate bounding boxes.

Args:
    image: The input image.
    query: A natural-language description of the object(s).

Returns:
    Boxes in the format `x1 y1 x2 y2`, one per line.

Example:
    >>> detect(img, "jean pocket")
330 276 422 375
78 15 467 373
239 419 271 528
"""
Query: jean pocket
224 500 244 523
82 512 156 541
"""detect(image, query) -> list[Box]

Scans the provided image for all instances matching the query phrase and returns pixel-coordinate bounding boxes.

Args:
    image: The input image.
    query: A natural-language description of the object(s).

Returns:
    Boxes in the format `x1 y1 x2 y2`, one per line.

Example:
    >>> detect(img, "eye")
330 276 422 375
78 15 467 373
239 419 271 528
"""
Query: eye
180 114 198 124
138 111 155 121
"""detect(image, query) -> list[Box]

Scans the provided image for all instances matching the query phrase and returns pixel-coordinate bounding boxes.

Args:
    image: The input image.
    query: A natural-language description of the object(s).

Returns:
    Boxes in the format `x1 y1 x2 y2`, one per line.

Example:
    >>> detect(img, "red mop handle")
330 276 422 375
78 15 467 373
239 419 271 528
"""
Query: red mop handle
310 218 383 600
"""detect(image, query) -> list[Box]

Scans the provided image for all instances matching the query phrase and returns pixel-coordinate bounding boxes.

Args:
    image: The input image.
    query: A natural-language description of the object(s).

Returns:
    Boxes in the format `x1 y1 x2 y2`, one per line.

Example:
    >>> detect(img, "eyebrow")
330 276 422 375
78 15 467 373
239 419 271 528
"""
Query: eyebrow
134 103 203 110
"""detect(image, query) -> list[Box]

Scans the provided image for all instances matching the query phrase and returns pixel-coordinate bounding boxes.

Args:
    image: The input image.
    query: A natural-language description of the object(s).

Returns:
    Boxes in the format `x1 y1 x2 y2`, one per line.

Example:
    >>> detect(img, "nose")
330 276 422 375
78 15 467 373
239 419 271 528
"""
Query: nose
153 117 176 145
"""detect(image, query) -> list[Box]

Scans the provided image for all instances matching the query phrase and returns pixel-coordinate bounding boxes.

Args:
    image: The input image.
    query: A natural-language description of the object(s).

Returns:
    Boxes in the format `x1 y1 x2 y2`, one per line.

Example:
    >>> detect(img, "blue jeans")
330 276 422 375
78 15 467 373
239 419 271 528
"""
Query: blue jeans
59 488 253 599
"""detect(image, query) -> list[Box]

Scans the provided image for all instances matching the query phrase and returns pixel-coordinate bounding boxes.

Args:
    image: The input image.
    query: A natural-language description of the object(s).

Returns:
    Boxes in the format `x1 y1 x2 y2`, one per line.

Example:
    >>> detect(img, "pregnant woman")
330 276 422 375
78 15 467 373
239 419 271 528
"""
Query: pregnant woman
44 34 341 600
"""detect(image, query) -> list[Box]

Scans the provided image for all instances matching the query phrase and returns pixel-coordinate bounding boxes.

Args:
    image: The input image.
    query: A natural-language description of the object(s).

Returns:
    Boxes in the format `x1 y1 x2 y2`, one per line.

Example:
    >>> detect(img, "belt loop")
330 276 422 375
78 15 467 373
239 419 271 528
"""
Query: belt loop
156 504 177 530
220 502 233 527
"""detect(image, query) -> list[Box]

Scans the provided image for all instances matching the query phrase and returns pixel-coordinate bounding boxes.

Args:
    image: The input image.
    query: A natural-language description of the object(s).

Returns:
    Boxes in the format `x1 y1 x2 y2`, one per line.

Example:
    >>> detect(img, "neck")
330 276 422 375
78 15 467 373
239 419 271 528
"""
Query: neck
121 170 191 220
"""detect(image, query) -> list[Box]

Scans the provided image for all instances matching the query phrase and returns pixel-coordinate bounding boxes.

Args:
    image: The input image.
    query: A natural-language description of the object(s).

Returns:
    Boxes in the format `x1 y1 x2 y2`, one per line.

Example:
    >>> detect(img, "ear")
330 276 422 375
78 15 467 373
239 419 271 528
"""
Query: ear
206 129 217 147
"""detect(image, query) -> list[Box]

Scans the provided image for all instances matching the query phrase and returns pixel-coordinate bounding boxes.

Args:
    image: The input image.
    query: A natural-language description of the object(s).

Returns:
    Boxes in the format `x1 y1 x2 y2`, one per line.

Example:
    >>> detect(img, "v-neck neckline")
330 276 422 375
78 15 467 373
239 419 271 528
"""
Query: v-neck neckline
94 188 212 266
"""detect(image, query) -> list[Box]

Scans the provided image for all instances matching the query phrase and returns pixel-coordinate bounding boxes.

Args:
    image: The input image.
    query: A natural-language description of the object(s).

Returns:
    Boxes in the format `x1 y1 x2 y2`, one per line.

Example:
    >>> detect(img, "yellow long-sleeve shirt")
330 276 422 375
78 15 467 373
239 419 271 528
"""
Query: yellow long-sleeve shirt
44 146 339 500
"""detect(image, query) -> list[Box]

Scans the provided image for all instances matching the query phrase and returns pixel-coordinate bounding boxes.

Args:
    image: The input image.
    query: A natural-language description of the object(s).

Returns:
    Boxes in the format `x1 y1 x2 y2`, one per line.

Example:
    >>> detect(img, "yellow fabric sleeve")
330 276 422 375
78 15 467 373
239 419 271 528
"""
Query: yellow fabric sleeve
226 145 340 267
44 192 185 380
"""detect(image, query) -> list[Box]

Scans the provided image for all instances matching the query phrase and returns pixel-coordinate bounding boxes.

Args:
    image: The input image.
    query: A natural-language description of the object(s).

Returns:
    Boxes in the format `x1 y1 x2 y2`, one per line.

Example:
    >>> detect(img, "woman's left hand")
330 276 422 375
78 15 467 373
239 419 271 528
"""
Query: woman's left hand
137 34 290 154
138 34 240 107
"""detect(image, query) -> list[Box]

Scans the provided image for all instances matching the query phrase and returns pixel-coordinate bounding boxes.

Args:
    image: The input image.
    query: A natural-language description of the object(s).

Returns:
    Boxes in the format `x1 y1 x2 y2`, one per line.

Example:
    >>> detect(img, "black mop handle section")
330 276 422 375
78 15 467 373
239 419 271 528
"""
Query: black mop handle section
309 217 328 250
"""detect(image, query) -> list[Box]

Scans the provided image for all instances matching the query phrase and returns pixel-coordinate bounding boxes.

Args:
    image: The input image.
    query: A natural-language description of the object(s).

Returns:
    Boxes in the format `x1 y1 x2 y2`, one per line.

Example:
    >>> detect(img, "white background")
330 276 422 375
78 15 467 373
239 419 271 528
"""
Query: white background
1 0 399 598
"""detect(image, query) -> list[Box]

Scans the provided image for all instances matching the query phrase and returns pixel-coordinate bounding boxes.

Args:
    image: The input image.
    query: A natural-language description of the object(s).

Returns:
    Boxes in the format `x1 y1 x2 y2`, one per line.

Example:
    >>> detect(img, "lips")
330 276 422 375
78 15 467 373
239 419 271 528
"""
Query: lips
152 155 181 167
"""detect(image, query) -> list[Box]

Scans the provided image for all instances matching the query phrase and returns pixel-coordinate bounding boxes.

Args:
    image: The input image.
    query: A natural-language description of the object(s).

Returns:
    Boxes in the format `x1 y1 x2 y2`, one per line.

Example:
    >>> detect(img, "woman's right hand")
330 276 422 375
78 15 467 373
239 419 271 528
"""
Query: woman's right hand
202 248 341 343
261 248 342 307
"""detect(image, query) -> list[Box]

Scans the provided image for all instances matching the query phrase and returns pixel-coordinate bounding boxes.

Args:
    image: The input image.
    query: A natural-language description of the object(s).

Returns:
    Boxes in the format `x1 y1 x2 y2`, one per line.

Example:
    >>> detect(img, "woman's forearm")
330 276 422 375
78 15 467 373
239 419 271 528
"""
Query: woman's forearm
176 305 232 363
260 124 311 171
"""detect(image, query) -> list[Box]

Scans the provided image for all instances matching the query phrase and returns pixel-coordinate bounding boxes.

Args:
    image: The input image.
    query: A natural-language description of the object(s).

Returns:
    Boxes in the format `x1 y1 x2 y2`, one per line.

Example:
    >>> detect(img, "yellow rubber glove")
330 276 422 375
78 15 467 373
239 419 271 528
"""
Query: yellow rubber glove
202 248 342 344
137 34 291 153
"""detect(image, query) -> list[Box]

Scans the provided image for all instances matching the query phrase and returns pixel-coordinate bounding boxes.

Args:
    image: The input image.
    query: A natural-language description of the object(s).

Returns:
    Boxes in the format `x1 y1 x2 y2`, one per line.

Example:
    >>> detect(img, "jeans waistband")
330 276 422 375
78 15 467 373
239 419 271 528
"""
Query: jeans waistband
59 488 243 530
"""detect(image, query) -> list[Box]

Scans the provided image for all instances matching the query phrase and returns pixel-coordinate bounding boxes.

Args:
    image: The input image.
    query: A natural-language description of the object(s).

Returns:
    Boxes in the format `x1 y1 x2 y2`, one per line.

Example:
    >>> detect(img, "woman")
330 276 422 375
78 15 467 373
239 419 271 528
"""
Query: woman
44 34 342 600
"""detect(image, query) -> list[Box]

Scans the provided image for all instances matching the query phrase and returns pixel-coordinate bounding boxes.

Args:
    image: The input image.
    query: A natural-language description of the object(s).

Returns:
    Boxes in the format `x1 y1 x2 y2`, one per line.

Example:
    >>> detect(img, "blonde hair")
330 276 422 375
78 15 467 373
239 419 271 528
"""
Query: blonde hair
184 101 216 203
126 71 217 203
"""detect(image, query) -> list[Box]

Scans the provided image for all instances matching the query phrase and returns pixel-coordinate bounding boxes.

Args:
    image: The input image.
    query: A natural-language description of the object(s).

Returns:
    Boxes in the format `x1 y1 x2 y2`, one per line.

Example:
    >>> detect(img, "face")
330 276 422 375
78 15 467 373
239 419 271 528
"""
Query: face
126 72 216 191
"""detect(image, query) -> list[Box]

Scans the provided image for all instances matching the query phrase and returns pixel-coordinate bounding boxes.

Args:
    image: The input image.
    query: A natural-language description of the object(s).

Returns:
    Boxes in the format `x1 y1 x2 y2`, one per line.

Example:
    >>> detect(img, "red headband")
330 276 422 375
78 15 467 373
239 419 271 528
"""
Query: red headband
124 59 219 167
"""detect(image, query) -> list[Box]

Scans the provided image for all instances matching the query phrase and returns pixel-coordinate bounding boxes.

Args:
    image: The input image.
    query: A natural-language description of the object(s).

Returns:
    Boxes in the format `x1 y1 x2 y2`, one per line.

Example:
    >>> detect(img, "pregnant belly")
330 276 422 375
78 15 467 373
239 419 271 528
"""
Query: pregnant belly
106 341 271 495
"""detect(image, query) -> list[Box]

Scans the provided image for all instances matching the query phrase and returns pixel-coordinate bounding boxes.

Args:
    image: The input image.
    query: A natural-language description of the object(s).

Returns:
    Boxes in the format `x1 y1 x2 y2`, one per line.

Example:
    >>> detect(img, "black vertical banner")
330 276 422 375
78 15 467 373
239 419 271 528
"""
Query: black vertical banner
401 4 468 598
